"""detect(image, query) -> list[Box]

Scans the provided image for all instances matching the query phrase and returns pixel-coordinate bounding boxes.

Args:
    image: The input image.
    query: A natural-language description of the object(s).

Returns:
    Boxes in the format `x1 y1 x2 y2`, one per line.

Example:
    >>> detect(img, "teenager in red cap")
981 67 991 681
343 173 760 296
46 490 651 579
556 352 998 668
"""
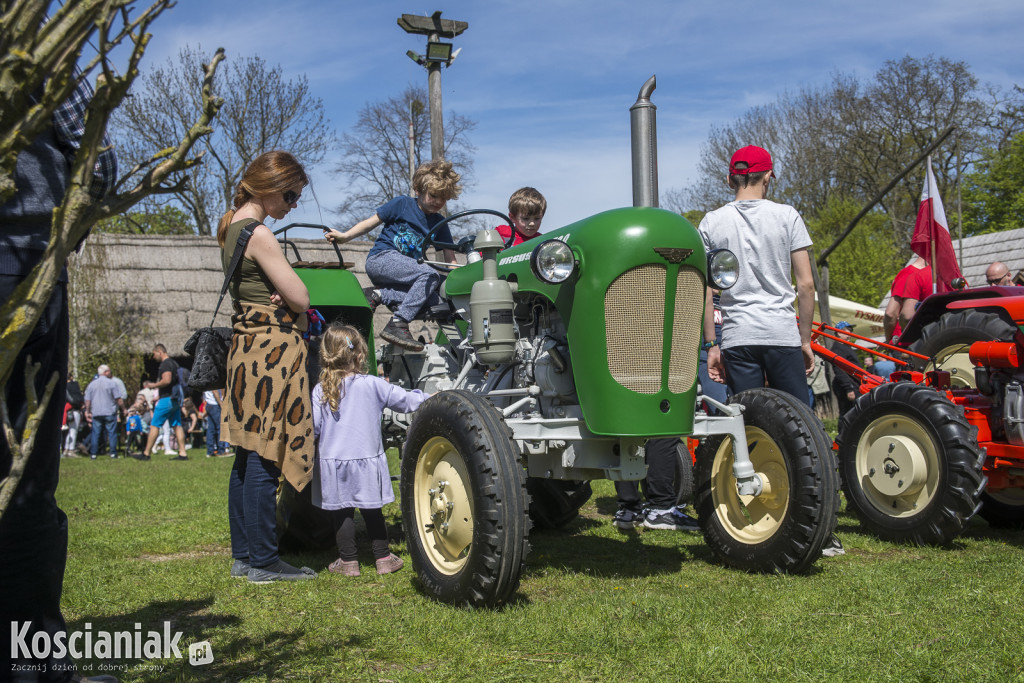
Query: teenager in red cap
698 145 843 556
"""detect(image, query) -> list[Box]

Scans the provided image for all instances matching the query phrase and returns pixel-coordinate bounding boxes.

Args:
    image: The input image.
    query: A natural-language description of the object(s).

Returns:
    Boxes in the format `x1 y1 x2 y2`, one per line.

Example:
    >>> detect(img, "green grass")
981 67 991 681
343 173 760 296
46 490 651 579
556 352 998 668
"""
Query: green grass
57 450 1024 682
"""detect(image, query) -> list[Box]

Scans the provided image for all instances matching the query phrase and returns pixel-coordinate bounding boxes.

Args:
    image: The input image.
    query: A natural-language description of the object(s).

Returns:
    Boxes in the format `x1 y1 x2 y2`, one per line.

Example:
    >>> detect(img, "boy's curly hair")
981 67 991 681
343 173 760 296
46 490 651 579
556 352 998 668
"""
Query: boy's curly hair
318 323 369 412
412 159 462 201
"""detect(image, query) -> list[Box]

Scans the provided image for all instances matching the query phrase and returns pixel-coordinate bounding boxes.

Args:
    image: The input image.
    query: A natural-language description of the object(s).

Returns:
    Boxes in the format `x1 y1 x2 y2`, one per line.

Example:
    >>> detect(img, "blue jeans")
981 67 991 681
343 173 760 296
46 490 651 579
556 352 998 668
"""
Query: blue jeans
228 448 281 567
205 404 224 455
90 413 118 457
365 249 442 322
722 345 811 406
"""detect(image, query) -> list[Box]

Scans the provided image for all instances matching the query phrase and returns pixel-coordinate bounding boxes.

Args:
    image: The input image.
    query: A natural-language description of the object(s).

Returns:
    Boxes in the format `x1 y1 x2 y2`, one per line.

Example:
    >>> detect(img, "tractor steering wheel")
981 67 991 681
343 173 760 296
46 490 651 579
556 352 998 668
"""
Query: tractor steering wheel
417 208 517 272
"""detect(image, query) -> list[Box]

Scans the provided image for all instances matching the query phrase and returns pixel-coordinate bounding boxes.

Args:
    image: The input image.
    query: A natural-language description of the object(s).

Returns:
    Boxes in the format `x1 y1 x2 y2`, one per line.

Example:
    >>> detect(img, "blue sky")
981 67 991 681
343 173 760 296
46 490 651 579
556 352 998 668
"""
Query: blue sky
127 0 1024 234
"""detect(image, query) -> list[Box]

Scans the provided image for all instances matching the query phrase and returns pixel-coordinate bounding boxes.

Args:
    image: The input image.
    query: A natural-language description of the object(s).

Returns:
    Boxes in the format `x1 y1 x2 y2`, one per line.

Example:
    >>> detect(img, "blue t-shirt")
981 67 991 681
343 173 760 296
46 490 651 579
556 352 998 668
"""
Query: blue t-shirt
367 196 452 260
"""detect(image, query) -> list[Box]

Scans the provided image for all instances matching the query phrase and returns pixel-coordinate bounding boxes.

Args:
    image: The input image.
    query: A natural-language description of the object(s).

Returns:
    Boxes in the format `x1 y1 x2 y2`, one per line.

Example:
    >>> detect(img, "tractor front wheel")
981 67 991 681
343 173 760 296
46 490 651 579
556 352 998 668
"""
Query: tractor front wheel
836 382 984 544
401 390 531 608
694 388 839 574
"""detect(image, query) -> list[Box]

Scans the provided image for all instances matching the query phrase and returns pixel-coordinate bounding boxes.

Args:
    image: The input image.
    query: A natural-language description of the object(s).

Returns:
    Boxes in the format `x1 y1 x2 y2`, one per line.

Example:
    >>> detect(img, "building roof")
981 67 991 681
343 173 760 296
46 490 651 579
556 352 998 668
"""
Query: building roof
954 227 1024 287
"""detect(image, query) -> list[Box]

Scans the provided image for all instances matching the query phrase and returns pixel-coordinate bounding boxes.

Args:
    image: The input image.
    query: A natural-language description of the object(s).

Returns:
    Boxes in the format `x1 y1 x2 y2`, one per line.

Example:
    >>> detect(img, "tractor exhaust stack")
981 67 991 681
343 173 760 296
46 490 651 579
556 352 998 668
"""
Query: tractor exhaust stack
630 75 659 208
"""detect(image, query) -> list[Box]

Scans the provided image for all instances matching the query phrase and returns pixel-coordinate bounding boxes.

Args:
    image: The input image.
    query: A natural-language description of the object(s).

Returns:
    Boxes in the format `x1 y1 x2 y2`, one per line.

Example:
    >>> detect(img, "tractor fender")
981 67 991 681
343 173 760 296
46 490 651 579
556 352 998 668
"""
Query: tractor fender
898 288 1024 347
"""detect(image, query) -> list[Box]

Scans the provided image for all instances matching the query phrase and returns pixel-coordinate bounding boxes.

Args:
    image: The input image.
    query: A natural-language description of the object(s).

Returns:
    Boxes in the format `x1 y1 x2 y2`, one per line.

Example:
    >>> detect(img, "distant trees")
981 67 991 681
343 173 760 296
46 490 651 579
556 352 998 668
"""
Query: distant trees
333 85 476 232
94 205 195 235
111 46 336 235
676 55 1024 304
1 0 224 514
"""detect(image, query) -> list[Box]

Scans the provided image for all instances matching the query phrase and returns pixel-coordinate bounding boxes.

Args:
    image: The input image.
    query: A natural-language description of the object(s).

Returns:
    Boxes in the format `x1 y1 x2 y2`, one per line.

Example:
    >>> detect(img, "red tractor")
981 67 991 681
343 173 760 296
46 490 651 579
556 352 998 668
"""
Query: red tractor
812 285 1024 545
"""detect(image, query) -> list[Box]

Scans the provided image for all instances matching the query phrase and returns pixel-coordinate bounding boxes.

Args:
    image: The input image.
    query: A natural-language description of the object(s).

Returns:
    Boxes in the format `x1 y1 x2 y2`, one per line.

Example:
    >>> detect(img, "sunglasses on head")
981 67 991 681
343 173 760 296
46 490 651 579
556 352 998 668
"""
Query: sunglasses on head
987 277 1006 285
283 190 299 205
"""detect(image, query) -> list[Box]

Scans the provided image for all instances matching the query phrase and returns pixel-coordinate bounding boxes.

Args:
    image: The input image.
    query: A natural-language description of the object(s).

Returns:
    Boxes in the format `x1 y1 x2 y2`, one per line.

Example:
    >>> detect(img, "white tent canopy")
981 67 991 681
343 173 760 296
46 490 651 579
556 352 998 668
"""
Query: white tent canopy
811 293 885 338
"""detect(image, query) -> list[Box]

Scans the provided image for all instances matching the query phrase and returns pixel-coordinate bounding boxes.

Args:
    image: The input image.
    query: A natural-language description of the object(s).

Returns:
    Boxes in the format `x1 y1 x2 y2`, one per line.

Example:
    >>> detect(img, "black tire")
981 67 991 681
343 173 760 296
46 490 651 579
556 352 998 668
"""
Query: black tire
978 490 1024 529
836 382 984 544
276 481 337 551
909 311 1016 389
401 390 531 608
694 388 840 574
526 479 593 530
673 440 695 506
638 438 695 507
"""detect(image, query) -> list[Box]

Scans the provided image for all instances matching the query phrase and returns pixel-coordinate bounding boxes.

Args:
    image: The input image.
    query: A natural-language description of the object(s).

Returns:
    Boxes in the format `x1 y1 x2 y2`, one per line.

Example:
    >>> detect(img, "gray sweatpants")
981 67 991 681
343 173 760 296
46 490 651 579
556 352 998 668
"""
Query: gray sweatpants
364 249 442 322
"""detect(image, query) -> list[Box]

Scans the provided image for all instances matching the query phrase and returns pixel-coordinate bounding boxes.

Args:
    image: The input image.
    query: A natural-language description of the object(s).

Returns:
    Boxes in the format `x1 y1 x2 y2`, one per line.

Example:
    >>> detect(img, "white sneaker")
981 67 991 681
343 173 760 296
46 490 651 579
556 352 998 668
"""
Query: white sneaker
821 533 845 557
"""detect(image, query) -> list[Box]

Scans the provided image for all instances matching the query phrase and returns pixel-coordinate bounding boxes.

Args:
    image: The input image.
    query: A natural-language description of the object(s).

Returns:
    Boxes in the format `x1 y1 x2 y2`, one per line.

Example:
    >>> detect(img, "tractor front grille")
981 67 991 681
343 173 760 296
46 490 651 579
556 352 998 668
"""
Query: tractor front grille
668 268 704 392
605 264 703 395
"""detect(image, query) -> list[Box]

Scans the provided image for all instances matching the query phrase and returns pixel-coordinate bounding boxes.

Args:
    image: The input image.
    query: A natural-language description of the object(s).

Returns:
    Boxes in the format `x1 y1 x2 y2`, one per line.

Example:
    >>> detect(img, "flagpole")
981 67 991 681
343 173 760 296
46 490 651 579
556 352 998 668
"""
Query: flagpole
928 156 938 295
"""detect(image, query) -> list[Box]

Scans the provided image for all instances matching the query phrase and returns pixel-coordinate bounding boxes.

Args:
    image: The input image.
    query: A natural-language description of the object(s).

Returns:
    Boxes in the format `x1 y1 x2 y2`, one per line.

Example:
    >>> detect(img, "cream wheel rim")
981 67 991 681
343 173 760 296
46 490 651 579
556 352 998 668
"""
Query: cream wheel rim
855 414 939 516
710 427 790 543
413 436 474 575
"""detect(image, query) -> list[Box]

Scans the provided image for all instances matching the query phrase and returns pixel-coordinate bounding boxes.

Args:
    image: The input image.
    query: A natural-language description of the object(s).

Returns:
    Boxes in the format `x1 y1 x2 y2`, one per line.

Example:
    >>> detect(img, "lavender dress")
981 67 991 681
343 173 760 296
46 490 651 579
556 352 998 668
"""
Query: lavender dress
311 374 427 510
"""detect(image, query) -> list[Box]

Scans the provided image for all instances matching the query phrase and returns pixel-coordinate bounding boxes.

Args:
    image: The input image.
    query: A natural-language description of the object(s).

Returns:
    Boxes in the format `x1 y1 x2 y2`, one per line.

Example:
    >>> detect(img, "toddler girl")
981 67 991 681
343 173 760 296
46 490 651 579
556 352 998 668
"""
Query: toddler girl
312 323 428 576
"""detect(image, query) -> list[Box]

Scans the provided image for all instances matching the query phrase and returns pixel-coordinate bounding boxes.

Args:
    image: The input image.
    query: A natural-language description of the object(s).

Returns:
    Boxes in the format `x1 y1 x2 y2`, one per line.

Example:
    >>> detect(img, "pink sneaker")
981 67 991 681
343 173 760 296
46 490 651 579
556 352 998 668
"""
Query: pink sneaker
328 558 359 576
375 553 404 575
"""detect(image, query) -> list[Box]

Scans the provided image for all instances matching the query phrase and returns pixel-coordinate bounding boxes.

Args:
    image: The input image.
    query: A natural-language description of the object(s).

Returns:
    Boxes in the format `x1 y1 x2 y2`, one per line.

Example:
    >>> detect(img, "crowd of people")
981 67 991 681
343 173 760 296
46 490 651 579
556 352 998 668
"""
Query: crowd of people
60 364 231 461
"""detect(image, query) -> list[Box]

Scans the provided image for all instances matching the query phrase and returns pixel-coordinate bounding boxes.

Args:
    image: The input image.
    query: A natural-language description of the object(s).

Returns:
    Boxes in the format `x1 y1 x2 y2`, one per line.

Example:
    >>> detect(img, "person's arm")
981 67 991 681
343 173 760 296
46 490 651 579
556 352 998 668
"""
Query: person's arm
325 214 382 244
899 297 919 332
84 399 93 424
145 369 174 391
883 296 901 343
245 225 310 313
703 286 725 383
52 73 117 199
443 248 457 265
792 248 816 376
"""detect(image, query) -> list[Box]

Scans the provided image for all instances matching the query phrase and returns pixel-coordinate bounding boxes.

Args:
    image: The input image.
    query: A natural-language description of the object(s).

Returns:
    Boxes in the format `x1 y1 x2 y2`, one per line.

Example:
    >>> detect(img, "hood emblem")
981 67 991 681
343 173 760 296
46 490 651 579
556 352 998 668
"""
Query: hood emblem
654 248 693 264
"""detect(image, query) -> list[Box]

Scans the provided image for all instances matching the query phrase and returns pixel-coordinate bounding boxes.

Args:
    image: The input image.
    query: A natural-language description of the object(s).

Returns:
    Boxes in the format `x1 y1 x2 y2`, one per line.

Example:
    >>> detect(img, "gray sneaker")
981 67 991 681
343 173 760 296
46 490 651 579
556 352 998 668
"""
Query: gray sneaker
230 559 251 578
247 560 317 583
613 508 644 530
820 533 846 558
642 507 701 532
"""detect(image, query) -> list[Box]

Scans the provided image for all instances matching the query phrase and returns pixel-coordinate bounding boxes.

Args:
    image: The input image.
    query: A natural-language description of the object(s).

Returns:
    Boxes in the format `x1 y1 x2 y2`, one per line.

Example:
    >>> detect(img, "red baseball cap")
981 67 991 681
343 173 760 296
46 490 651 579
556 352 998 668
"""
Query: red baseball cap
729 145 775 177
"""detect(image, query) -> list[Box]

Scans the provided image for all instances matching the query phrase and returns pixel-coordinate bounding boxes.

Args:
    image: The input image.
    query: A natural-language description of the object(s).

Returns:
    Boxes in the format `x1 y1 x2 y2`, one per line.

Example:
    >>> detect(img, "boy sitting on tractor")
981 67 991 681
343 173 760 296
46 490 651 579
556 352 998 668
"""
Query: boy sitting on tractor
325 160 461 351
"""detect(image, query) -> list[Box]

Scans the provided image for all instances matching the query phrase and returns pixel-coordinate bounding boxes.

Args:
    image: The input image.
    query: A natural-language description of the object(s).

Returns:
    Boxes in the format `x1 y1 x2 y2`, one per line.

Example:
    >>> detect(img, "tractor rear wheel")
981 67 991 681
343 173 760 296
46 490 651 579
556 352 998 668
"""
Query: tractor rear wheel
909 311 1016 388
401 390 530 608
836 382 984 544
526 479 593 530
694 388 839 574
978 490 1024 529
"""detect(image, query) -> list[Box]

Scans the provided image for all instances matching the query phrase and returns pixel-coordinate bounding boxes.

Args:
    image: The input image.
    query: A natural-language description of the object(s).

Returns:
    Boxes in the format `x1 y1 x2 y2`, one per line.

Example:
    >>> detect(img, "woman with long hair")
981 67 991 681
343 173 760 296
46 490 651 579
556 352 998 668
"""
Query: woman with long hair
218 150 317 583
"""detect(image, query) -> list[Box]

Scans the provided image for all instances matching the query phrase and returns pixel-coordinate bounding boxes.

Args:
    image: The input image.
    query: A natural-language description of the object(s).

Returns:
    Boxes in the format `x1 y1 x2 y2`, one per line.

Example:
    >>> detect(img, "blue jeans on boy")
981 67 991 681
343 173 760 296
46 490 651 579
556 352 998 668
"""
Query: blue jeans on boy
365 249 442 322
722 345 811 406
205 404 222 455
228 447 282 568
90 413 118 457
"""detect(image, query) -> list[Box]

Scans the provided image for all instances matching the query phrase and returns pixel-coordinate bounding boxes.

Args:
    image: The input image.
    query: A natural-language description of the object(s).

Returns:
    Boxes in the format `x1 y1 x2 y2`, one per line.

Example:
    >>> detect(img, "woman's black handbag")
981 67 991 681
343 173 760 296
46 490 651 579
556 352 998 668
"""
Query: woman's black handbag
184 220 258 391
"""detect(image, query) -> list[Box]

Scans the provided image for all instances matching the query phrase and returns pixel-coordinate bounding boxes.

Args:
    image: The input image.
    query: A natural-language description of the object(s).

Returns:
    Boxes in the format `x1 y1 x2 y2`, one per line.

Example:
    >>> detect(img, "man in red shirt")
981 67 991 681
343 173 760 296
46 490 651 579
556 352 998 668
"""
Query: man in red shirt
883 256 932 342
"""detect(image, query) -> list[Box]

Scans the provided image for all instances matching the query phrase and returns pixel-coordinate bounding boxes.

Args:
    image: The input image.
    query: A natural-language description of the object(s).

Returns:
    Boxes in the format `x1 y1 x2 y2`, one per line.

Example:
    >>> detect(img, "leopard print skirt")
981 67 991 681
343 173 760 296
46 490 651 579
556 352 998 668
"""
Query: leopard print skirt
221 302 314 492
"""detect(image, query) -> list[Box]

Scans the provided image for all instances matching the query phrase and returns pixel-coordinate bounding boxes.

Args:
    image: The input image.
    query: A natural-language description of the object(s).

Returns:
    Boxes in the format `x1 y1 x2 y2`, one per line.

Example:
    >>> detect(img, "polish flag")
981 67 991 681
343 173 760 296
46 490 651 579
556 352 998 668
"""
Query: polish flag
910 156 961 293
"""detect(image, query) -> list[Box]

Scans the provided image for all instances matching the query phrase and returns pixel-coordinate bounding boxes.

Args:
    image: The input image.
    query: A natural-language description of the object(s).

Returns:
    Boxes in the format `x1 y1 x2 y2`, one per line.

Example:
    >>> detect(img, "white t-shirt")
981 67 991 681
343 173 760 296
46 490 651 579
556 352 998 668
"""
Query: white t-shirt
699 199 812 349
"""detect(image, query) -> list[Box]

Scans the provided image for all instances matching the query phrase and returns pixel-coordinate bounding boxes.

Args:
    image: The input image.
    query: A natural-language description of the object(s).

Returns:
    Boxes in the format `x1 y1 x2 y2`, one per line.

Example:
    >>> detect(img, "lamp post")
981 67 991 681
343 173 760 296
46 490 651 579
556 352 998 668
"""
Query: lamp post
398 11 468 163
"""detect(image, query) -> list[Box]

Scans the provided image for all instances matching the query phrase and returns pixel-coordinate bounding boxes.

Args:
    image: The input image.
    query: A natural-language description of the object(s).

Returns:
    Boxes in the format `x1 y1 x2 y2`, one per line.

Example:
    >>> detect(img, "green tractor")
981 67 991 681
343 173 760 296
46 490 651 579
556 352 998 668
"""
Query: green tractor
282 78 839 607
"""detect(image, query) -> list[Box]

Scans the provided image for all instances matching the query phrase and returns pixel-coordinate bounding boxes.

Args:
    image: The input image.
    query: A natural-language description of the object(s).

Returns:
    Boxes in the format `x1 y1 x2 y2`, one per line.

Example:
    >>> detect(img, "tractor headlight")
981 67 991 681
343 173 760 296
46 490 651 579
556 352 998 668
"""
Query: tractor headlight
707 249 739 290
530 239 576 284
